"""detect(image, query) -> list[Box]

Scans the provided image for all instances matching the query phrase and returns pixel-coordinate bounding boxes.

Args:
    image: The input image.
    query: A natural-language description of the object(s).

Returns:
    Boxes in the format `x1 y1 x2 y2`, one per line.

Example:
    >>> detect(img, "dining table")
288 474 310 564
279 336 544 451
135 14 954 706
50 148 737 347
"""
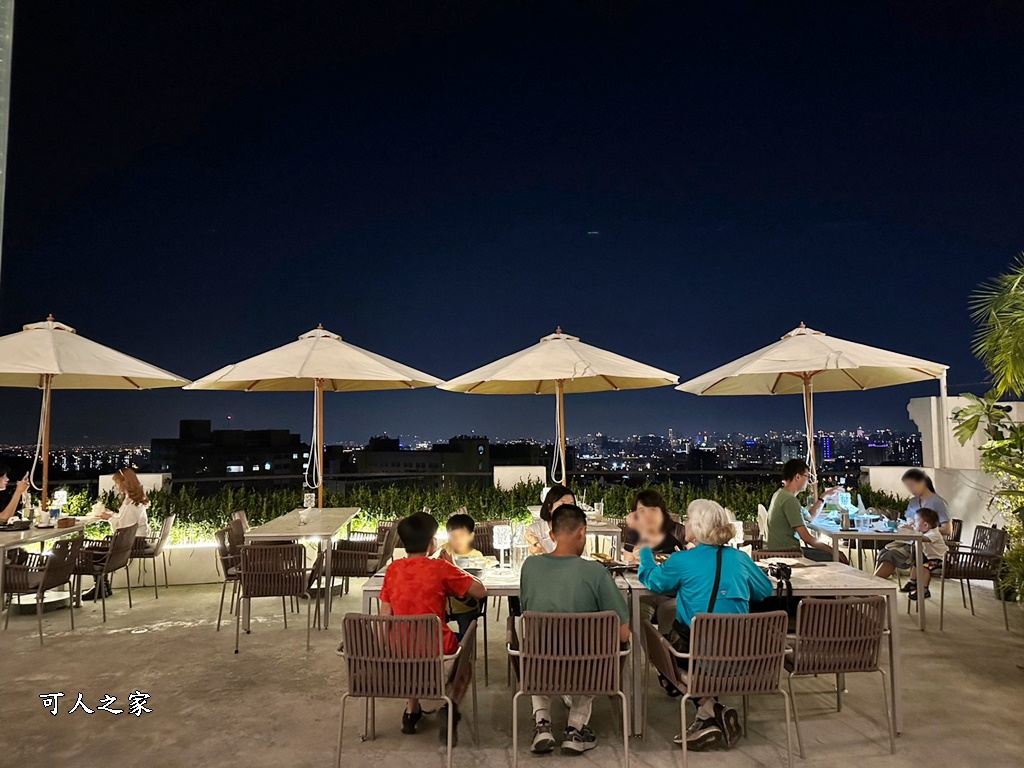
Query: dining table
0 521 86 615
243 506 360 630
807 520 927 630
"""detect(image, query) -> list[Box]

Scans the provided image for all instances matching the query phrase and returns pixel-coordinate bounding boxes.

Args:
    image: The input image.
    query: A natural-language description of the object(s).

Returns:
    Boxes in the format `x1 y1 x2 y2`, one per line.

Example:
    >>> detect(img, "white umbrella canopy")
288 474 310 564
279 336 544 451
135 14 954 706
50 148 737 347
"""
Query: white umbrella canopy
188 326 442 505
677 324 949 490
0 317 191 508
440 329 679 482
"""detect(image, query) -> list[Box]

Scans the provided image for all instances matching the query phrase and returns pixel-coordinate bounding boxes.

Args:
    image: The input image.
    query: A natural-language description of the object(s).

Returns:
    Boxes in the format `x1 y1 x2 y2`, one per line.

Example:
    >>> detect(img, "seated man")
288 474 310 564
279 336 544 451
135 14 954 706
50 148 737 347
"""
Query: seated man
518 503 631 755
766 459 847 563
372 511 487 746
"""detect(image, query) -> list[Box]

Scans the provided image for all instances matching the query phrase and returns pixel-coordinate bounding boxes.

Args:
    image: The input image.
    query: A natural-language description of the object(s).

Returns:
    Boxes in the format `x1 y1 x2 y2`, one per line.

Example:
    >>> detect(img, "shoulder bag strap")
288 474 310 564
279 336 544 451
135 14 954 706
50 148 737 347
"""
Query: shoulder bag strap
707 545 724 613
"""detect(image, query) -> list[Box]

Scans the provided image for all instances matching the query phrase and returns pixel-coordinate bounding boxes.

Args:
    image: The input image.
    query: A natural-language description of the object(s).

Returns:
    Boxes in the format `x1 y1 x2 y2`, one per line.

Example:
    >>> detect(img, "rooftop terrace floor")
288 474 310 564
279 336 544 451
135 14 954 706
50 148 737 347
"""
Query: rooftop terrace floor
2 576 1022 767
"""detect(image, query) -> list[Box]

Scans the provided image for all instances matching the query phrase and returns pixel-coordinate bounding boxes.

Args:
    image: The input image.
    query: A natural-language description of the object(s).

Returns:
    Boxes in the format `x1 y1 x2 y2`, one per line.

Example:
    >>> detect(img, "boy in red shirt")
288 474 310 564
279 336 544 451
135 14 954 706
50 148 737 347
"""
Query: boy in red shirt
380 511 487 745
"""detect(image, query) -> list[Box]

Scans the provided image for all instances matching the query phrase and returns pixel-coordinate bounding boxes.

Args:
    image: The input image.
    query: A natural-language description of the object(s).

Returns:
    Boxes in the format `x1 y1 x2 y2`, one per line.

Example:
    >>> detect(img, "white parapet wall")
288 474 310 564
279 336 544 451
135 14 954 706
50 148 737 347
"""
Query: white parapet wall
862 466 1005 534
493 465 546 490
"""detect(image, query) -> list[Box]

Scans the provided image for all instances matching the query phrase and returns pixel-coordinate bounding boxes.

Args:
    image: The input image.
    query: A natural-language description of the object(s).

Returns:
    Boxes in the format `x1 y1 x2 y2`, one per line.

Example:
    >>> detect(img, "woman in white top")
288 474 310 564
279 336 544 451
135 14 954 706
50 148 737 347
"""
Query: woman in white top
83 468 151 600
525 485 576 555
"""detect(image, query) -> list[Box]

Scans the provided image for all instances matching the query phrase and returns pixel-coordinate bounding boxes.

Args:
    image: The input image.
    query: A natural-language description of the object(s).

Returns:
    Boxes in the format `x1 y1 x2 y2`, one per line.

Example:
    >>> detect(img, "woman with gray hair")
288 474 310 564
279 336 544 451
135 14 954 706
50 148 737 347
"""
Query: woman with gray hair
638 499 773 753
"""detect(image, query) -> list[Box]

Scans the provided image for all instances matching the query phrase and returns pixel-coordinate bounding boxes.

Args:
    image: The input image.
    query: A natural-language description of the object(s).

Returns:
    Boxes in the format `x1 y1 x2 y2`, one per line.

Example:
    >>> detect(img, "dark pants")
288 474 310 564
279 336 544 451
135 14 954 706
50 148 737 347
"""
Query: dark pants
453 611 479 640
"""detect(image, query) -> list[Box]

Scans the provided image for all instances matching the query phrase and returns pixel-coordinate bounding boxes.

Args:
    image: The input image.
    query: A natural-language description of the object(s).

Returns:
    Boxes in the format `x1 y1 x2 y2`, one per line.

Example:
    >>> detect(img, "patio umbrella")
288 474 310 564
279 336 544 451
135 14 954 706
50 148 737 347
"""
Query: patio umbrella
0 316 190 509
439 328 678 483
187 326 442 506
676 324 949 494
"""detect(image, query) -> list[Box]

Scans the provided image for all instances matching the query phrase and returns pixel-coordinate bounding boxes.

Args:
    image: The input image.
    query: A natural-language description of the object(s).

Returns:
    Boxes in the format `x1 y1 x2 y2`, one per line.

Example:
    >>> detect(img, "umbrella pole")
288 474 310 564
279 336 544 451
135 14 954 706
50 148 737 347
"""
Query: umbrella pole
555 379 567 485
803 376 817 500
938 371 950 469
41 374 52 511
316 378 325 509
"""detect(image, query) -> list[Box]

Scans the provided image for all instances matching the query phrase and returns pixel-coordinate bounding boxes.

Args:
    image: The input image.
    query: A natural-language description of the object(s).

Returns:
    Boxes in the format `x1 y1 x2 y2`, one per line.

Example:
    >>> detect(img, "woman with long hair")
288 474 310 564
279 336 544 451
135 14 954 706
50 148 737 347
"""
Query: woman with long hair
900 468 951 536
524 484 576 555
84 468 152 599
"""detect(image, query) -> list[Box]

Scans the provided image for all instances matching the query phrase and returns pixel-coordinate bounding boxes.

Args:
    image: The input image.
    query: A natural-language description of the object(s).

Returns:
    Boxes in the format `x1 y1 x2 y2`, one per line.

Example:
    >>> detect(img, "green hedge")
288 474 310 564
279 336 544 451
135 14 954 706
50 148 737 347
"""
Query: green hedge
60 480 906 546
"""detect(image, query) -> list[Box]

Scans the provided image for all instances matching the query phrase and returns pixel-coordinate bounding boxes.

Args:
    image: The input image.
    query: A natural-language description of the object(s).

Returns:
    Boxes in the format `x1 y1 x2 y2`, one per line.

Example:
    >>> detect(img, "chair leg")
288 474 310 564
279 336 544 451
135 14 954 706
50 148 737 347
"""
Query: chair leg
512 690 522 768
940 574 946 631
959 576 967 608
305 592 312 651
681 694 690 768
1001 583 1010 631
163 551 169 589
878 669 895 754
3 597 9 630
742 695 748 737
444 694 454 768
229 580 238 615
780 688 794 768
282 596 288 629
967 579 975 615
154 559 159 600
336 693 348 768
619 691 630 768
100 583 107 623
788 675 805 758
126 567 132 609
217 579 228 632
68 583 75 631
36 598 44 646
234 597 242 653
483 608 490 686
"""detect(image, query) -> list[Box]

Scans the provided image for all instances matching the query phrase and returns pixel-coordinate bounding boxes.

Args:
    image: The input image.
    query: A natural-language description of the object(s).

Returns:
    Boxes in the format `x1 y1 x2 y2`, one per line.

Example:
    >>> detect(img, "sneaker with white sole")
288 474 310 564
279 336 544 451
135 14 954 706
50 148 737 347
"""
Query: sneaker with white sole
713 702 741 748
674 717 725 751
561 725 597 753
531 720 556 753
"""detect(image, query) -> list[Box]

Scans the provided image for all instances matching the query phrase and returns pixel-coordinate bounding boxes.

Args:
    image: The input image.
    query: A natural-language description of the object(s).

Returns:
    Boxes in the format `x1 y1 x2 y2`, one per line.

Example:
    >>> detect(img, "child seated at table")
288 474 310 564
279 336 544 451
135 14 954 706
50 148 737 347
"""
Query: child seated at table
873 507 947 600
439 510 485 639
376 511 487 745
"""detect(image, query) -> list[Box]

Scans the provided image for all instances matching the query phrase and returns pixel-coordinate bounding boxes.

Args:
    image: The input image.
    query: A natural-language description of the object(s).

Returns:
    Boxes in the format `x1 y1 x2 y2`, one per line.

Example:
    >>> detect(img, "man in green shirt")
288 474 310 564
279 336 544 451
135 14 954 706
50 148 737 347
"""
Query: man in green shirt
519 503 630 755
766 458 846 562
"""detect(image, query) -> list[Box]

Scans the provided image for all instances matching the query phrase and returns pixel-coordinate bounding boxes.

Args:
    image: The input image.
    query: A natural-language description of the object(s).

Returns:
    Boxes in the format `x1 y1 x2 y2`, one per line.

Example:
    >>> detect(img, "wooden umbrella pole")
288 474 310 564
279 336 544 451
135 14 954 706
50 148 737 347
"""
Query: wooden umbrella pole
41 374 52 512
556 379 567 485
316 378 325 509
803 375 817 501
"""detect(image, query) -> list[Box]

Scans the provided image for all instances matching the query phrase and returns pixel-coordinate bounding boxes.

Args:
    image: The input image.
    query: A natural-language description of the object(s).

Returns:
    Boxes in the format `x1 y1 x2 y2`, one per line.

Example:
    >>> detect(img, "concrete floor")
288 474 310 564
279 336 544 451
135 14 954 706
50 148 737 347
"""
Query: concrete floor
2 577 1023 768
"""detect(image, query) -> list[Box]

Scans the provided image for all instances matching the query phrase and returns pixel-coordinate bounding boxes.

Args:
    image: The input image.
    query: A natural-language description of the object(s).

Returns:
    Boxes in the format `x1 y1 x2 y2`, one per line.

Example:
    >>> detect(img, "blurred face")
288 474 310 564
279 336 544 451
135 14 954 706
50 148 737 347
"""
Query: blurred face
447 527 475 555
914 517 933 533
635 503 664 533
789 470 811 493
903 478 925 497
112 474 124 494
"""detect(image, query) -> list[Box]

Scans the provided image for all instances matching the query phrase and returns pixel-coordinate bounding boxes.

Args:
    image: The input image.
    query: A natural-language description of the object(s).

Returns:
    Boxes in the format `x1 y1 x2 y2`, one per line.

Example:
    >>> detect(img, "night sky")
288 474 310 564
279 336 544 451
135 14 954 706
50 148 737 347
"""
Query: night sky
2 3 1022 445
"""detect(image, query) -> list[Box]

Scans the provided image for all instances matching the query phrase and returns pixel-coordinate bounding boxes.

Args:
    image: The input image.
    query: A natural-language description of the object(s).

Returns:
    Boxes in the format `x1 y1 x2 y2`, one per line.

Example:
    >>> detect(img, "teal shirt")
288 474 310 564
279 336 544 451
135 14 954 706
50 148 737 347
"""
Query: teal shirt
638 544 774 627
520 554 630 625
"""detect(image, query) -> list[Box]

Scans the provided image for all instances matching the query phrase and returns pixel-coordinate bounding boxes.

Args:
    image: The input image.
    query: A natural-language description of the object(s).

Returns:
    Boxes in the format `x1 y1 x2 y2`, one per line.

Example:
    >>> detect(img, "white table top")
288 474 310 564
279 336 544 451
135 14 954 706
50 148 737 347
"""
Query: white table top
616 560 896 596
0 521 86 551
808 522 927 543
245 507 360 540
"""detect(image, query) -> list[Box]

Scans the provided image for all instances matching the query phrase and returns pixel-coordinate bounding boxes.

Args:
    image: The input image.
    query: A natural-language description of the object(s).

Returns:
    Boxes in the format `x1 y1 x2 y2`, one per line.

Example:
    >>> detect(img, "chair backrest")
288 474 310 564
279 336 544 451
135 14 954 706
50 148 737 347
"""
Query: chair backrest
742 520 763 549
342 613 447 700
750 549 802 562
473 521 508 558
971 525 1006 556
641 618 685 690
232 510 249 532
517 611 622 697
239 544 307 598
945 518 963 546
375 522 400 567
103 524 139 572
375 520 396 546
227 518 246 556
789 597 886 676
41 538 83 592
757 504 770 539
686 611 788 699
150 514 176 555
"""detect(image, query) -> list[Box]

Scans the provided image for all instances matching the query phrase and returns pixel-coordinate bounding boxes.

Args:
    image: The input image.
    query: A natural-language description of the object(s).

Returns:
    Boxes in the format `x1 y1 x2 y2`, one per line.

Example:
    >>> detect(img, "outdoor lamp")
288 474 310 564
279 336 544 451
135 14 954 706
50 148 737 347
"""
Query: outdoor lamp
493 524 513 568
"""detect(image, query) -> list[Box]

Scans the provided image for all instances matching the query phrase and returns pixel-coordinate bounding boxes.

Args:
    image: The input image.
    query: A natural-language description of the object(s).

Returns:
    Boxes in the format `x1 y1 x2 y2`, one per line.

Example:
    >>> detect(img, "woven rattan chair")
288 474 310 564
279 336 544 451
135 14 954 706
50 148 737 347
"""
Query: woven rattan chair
336 613 473 768
327 523 400 616
940 525 1009 631
750 549 802 562
944 518 964 554
785 597 894 757
72 524 138 622
641 611 792 768
232 510 249 532
234 543 313 653
214 528 241 631
742 521 763 551
3 538 82 644
132 513 175 599
507 611 630 768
